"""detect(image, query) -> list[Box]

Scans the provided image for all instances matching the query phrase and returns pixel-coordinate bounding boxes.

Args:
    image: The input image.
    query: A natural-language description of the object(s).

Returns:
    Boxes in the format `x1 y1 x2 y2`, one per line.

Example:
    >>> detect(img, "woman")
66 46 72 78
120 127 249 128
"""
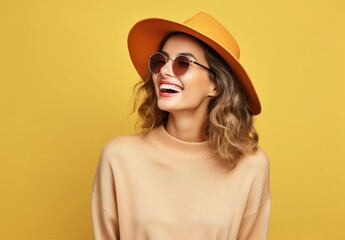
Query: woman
92 12 270 240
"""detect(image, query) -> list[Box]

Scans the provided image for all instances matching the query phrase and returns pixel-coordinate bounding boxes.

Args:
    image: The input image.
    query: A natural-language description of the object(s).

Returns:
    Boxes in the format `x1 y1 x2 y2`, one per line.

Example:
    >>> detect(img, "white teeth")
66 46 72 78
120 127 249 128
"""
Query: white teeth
160 84 182 92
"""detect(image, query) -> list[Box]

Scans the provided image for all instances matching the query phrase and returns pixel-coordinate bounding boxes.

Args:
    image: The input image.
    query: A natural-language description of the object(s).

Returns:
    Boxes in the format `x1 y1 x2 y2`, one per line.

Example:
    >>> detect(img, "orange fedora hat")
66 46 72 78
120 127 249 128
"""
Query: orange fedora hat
127 12 261 115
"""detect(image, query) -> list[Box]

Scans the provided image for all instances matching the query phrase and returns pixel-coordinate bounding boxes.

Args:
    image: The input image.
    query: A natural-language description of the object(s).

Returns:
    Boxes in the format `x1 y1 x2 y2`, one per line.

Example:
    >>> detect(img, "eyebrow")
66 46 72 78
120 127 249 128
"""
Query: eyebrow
159 50 198 61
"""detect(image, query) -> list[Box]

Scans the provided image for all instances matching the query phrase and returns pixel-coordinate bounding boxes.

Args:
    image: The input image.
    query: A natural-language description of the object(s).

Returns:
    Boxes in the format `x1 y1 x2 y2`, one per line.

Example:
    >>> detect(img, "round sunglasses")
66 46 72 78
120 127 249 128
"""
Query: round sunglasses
148 52 211 76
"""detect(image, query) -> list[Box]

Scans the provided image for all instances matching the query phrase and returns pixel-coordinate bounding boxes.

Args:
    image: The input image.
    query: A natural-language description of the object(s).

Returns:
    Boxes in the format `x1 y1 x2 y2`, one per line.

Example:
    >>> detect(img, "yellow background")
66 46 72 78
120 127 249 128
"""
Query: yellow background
1 0 344 239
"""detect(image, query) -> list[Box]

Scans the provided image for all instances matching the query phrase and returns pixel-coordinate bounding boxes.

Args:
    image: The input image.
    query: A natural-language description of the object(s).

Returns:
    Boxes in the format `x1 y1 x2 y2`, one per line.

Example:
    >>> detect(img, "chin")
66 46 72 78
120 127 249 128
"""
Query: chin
157 103 173 112
157 101 179 113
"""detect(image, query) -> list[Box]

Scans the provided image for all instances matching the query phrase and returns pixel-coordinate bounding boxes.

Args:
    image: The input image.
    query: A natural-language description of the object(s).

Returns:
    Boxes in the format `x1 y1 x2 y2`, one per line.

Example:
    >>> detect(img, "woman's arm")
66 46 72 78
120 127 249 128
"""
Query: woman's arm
238 198 271 239
92 146 119 240
237 150 271 240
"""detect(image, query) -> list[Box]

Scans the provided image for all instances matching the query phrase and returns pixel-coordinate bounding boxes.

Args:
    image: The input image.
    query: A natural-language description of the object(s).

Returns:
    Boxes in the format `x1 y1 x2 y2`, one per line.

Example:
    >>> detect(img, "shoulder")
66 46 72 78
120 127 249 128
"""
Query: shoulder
247 148 269 167
99 133 145 164
103 133 143 150
237 147 270 176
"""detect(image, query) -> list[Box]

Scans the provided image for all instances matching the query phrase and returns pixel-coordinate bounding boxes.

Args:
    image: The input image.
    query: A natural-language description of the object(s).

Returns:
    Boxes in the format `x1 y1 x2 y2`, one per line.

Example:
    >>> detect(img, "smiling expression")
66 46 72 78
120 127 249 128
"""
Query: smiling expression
152 34 217 115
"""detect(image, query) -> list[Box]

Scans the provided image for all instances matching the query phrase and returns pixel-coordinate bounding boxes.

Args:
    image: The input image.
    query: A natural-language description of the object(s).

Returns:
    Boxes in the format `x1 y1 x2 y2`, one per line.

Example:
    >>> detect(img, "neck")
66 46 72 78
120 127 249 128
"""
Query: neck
165 111 207 142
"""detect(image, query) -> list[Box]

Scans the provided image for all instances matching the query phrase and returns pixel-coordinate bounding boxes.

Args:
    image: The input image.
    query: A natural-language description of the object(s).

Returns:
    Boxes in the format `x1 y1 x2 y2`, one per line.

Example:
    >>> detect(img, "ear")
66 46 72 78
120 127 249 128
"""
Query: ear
208 82 218 97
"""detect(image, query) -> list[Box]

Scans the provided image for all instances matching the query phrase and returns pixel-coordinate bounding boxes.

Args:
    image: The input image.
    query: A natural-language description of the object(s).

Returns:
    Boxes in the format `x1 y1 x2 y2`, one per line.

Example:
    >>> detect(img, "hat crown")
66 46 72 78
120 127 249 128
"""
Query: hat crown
183 12 240 59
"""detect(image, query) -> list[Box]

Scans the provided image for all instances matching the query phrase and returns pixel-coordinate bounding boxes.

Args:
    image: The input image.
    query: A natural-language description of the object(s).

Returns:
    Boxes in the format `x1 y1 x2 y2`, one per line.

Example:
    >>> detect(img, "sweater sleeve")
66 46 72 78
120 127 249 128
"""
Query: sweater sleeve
92 145 120 240
237 150 271 240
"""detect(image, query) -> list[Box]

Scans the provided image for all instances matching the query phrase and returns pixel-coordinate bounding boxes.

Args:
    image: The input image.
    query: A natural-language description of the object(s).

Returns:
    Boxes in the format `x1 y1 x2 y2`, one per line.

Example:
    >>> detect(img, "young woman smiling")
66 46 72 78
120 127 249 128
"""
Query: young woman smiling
92 12 271 240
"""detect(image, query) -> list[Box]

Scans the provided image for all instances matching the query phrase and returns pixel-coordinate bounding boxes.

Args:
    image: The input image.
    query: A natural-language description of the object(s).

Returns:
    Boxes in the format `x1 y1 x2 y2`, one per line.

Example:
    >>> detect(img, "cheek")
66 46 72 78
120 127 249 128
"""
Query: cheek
183 73 213 94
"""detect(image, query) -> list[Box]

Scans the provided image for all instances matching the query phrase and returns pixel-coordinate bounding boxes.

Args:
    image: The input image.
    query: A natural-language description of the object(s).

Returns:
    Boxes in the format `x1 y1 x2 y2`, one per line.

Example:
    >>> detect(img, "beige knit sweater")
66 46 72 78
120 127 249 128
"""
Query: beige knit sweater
92 125 271 240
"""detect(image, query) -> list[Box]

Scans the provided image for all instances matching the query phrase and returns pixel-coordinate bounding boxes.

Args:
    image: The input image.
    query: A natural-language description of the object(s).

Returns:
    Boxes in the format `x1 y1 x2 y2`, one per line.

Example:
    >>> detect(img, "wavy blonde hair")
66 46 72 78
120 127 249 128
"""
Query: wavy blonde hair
133 33 258 168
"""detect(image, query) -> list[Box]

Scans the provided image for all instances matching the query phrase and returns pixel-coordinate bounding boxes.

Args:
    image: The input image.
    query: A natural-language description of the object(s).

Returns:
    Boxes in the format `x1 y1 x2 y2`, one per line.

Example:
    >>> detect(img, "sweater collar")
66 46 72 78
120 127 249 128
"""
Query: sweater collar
145 125 213 159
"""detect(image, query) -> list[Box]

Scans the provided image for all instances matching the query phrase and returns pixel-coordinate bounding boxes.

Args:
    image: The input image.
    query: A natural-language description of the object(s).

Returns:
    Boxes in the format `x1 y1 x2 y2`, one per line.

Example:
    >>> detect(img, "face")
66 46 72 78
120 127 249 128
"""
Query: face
151 34 217 115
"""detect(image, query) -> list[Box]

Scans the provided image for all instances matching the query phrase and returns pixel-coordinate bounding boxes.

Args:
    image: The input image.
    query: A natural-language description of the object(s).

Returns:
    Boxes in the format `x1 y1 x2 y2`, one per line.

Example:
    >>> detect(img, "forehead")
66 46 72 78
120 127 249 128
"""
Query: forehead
161 34 205 57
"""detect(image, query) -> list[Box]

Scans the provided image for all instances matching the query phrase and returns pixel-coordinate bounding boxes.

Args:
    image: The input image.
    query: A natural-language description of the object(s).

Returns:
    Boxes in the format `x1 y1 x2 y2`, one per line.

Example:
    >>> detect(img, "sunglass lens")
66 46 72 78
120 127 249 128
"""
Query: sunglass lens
173 56 190 76
149 53 166 73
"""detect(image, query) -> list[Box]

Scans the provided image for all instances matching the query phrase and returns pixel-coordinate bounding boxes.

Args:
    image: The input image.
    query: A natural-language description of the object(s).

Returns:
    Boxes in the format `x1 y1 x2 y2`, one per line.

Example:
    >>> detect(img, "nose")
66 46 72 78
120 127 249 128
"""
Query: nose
160 58 174 76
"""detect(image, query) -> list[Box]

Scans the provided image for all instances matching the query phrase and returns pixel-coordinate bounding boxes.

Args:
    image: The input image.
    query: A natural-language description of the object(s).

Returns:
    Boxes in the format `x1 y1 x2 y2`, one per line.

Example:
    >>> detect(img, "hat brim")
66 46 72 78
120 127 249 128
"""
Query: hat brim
128 18 261 115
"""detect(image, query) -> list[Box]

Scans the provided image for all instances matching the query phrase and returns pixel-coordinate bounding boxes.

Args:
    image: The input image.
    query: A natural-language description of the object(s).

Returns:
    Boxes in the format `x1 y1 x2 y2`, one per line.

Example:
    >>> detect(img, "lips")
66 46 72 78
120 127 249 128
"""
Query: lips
160 84 182 93
159 80 183 97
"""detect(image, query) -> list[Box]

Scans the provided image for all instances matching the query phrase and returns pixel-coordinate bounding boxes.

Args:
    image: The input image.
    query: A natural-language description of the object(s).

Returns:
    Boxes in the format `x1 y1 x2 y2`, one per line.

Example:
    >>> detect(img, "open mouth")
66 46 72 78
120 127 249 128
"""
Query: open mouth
159 84 183 94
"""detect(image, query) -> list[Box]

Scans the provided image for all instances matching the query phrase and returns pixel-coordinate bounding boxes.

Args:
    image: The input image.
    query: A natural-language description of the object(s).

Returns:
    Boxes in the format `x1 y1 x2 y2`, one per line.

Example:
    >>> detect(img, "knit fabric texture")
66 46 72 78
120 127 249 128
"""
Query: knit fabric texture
92 125 271 240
